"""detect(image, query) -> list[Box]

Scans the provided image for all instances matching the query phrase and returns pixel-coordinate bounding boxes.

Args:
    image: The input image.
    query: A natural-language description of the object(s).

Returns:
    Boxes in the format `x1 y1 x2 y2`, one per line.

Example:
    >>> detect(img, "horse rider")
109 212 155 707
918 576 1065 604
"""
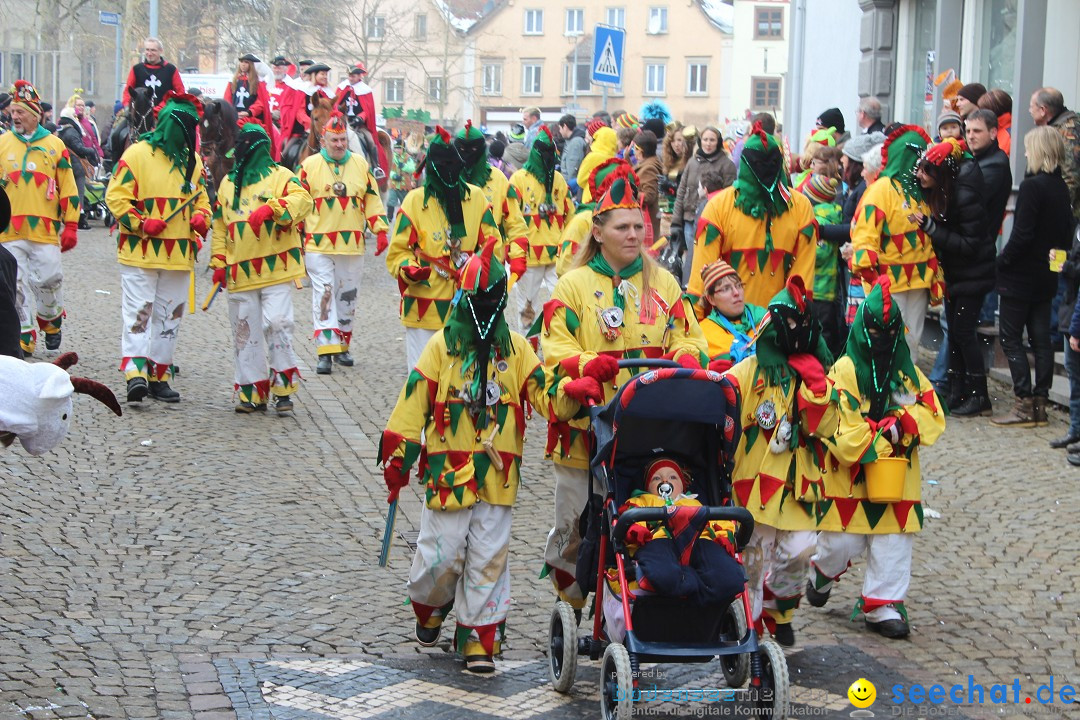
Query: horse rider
225 53 278 160
123 36 185 108
267 55 292 123
334 62 387 180
276 62 333 159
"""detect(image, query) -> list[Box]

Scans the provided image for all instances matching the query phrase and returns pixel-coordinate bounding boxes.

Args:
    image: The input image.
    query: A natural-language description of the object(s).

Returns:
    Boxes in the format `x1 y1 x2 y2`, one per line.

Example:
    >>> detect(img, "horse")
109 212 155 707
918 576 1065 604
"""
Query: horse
108 86 156 170
199 98 238 206
280 93 335 171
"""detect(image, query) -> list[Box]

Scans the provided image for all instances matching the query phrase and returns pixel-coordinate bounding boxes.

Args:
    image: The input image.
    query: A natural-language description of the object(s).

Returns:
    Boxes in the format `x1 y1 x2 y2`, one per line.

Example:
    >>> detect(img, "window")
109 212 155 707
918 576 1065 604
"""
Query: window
366 15 386 39
414 13 427 39
645 62 666 95
10 52 25 83
648 7 668 34
83 60 96 94
427 76 445 103
605 7 625 28
565 8 584 35
754 6 783 39
482 62 503 96
524 9 544 35
687 61 708 95
384 77 404 104
522 63 543 95
751 77 782 109
562 60 591 94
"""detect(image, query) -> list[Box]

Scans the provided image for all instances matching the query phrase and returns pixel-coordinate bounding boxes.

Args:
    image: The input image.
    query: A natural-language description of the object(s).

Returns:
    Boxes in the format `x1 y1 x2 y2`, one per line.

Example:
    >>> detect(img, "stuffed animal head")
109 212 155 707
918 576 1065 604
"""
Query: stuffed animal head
0 352 121 456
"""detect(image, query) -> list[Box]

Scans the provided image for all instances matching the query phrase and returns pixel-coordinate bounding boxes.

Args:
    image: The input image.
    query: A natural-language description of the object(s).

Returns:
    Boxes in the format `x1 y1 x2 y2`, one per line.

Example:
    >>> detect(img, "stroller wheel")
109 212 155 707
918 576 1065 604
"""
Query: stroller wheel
548 601 578 693
720 601 750 688
751 639 790 718
599 642 633 720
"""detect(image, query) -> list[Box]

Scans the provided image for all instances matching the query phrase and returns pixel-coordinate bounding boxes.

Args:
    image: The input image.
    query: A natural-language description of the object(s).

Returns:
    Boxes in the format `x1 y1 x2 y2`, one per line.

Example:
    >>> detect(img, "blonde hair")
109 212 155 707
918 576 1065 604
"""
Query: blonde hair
1024 125 1066 175
661 122 692 177
65 91 84 110
570 207 657 299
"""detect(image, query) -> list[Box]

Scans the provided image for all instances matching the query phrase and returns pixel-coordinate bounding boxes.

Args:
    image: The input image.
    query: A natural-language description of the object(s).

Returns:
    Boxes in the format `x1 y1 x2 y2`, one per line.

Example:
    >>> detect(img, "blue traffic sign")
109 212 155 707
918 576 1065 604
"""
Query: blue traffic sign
99 11 120 26
591 24 624 86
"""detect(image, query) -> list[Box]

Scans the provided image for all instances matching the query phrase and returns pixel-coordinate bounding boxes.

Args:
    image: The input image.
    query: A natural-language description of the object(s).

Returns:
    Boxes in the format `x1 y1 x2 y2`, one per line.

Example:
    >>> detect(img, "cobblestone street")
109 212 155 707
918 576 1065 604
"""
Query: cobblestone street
2 227 1078 719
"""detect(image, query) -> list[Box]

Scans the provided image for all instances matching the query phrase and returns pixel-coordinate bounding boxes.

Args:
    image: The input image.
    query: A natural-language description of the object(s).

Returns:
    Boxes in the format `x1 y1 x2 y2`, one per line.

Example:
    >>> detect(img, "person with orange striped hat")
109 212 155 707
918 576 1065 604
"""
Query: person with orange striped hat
209 119 313 414
508 126 572 334
379 238 592 674
698 259 767 372
0 80 80 356
105 90 211 403
298 110 388 375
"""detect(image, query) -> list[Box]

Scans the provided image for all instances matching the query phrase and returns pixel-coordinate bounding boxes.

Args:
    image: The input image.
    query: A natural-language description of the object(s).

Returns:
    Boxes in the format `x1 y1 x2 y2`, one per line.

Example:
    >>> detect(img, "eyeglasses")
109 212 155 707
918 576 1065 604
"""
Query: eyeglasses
709 280 743 295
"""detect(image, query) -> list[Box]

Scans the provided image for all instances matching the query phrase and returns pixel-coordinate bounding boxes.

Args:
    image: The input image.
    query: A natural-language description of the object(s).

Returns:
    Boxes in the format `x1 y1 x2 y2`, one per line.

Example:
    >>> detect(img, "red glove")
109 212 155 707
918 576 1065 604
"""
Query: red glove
564 376 603 406
212 266 227 287
375 231 389 256
897 410 919 438
583 354 619 382
142 217 167 237
676 352 702 370
508 256 527 282
190 213 209 237
60 222 78 252
401 265 431 284
624 523 652 547
384 457 410 504
788 353 827 395
708 357 733 373
248 204 275 235
872 416 901 444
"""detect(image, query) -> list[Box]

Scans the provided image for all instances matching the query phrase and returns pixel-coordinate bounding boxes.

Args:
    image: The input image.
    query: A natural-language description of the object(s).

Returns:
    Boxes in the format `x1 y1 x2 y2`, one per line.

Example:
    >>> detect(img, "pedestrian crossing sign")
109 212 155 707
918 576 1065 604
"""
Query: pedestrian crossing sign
591 24 625 86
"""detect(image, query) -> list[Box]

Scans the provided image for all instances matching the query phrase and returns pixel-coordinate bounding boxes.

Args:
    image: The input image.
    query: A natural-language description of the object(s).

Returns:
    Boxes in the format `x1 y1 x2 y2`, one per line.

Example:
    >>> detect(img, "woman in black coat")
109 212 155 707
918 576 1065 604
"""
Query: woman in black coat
991 127 1076 427
56 108 99 229
913 140 989 415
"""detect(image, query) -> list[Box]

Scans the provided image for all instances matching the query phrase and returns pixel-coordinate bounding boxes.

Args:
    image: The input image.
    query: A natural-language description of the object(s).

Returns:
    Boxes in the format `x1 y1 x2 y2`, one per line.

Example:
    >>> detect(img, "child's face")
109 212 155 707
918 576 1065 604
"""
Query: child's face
939 122 962 140
648 466 685 498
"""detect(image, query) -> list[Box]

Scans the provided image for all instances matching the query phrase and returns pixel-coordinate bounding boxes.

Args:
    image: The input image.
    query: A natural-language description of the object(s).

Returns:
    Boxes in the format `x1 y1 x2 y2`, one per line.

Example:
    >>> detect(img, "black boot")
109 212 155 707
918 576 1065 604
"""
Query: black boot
273 394 294 414
316 355 332 374
126 377 148 403
148 381 180 403
943 370 965 411
44 330 61 351
951 373 992 417
78 214 91 230
334 350 354 366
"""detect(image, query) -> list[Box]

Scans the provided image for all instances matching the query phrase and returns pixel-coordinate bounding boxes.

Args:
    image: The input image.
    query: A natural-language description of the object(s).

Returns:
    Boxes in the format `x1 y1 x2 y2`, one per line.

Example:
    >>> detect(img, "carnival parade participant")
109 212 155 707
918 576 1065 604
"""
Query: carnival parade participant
123 37 185 108
384 126 502 370
555 158 635 277
209 120 313 413
688 123 818 309
277 62 333 157
334 62 387 178
723 275 838 647
453 122 529 289
850 125 937 357
539 175 708 609
379 239 595 673
106 91 211 403
267 55 292 121
508 127 572 333
224 53 278 160
698 259 767 371
807 276 944 639
0 80 80 355
298 111 389 374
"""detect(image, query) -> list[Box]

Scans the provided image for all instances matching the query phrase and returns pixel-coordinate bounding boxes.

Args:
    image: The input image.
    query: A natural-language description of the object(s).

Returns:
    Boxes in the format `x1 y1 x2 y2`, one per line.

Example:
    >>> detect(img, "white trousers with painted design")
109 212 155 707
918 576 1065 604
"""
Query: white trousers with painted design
404 327 438 372
307 252 362 355
228 282 301 403
742 526 816 626
542 463 590 608
119 265 189 381
407 502 512 654
514 264 557 334
5 239 63 352
810 531 914 622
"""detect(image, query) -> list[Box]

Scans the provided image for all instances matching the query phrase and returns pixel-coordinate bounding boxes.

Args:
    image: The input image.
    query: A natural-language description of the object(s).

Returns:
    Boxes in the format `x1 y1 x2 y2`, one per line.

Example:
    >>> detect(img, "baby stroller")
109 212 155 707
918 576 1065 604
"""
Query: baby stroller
547 360 789 719
83 172 113 226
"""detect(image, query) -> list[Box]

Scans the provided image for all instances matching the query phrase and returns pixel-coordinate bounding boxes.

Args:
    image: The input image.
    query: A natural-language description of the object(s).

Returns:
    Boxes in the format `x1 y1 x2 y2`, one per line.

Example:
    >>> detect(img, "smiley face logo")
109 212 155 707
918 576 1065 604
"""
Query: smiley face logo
848 678 876 708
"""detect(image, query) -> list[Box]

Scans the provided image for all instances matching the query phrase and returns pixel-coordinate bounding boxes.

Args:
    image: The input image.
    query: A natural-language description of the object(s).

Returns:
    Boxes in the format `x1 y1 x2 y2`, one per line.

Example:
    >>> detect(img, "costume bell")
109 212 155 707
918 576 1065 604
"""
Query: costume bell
0 80 80 355
508 127 572 333
209 120 313 413
807 276 944 639
539 176 708 608
384 126 503 370
380 239 590 674
298 111 389 374
850 125 938 358
106 91 211 403
723 276 838 647
688 123 817 310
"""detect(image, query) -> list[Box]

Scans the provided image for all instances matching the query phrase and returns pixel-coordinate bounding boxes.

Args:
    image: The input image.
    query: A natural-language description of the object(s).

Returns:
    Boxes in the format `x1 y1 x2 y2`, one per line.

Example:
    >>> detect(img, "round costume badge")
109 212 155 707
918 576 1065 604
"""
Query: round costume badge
601 306 624 328
756 400 777 429
331 181 347 197
496 360 509 373
26 161 36 171
485 380 501 406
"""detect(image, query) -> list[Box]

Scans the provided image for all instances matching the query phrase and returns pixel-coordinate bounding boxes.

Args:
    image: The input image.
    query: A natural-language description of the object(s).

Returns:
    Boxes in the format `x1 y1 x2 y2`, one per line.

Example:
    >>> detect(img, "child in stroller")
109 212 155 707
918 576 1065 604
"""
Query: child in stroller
620 456 744 608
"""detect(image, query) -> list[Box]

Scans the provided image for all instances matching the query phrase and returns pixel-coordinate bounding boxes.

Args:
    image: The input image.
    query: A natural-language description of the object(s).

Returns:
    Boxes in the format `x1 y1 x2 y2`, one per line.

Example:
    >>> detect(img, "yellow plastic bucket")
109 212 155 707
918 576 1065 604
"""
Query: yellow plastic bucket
864 457 907 503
